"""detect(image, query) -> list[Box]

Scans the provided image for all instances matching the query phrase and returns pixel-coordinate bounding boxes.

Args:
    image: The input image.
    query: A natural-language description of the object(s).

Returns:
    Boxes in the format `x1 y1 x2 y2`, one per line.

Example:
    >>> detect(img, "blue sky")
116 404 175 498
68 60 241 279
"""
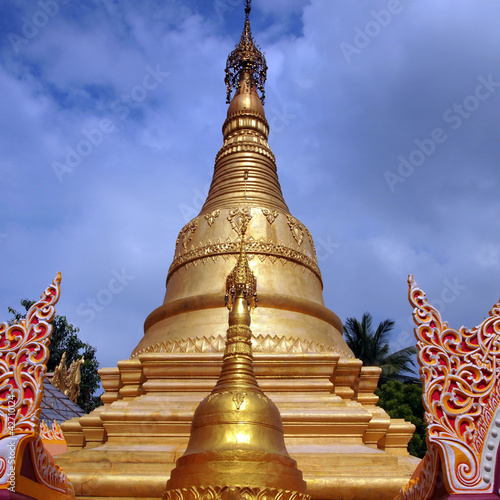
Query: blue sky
1 0 499 369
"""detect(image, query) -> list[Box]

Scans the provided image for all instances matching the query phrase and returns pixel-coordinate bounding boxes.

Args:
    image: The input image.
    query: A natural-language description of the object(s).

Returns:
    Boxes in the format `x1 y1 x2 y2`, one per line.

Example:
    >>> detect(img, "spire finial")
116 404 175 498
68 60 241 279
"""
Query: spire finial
224 173 257 312
224 223 257 311
225 0 267 104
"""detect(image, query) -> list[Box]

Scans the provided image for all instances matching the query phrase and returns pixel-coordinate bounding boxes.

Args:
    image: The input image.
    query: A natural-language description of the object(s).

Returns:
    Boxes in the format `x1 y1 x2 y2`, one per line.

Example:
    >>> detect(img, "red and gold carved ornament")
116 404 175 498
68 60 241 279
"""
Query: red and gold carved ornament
406 275 500 494
395 442 440 500
0 273 74 496
0 273 62 439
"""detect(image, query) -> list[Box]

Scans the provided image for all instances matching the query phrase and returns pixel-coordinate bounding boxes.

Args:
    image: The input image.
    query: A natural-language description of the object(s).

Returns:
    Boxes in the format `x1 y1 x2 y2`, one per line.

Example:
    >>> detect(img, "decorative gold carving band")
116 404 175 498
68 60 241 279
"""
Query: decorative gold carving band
30 435 75 495
163 485 310 500
132 333 345 358
167 240 322 285
40 420 65 442
222 110 270 139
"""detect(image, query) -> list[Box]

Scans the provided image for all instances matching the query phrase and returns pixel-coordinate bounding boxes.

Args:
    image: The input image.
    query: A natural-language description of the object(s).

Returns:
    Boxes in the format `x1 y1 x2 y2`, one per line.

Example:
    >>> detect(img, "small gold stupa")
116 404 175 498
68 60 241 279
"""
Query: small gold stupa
57 3 419 498
164 219 308 499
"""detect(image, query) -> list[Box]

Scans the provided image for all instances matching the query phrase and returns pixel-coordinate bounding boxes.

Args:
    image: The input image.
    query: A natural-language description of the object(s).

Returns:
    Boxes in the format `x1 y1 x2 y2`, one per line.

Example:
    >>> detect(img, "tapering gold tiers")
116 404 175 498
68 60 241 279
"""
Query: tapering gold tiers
56 7 419 499
132 74 350 360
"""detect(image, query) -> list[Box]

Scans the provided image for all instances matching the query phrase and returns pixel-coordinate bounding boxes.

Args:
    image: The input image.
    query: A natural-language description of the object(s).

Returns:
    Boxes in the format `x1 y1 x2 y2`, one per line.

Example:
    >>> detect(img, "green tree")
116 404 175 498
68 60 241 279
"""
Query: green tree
343 312 418 385
376 380 427 458
8 299 102 413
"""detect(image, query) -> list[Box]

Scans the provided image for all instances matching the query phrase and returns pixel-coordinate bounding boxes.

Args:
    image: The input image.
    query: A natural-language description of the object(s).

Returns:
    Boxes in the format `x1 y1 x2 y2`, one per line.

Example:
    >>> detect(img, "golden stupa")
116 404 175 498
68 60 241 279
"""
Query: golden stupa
57 2 419 498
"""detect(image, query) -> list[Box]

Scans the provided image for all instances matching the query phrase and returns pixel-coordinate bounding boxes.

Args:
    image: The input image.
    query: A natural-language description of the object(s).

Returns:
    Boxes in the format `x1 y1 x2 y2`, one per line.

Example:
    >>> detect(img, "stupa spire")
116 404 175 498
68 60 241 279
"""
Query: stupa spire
225 0 267 104
214 219 260 393
224 172 258 312
201 1 288 214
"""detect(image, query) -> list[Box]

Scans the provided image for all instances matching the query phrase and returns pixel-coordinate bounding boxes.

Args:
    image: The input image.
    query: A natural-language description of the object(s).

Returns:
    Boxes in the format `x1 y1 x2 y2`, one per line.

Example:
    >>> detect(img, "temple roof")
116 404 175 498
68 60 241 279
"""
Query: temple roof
40 380 84 423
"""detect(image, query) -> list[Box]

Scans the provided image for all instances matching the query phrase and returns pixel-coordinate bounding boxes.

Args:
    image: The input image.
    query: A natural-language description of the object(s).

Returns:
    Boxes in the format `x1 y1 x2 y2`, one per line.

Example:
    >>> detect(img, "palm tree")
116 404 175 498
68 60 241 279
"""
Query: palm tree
343 312 418 385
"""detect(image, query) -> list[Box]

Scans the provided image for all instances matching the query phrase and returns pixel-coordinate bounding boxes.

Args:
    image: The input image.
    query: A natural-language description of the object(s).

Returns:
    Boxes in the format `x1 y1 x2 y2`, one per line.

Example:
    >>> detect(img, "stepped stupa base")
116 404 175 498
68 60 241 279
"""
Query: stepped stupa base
57 351 419 500
60 447 417 500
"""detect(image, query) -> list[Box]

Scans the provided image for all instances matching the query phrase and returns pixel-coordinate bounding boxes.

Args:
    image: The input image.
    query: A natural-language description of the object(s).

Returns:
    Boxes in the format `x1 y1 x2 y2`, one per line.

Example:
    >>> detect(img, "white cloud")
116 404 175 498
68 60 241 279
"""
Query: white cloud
475 244 500 269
